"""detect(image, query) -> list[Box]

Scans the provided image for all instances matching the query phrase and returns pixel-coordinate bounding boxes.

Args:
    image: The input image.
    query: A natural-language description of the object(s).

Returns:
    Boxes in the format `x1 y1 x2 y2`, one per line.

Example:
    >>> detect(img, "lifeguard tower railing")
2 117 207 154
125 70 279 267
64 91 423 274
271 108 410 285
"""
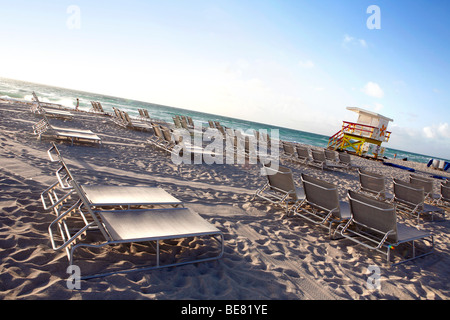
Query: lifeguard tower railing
328 121 391 151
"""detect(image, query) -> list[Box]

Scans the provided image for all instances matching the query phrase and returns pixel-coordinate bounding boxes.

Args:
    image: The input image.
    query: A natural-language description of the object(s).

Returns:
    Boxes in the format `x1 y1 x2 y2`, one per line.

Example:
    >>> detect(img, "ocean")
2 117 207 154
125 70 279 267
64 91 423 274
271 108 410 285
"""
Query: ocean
0 77 444 164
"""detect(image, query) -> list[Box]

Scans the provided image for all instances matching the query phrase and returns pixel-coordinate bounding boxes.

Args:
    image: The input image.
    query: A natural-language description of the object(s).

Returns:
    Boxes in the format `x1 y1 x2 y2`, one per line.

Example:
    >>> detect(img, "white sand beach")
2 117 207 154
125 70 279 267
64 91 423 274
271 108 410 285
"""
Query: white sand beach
0 99 449 300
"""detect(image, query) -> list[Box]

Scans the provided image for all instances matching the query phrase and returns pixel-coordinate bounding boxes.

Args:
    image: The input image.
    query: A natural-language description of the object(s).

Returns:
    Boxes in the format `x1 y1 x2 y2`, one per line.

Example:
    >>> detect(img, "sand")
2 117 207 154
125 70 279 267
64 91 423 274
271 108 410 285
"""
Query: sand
0 99 449 301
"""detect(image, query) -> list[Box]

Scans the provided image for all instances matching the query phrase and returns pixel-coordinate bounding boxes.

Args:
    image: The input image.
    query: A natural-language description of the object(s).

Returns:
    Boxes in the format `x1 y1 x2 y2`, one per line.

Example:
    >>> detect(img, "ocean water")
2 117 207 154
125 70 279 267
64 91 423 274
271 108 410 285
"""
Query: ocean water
0 77 445 164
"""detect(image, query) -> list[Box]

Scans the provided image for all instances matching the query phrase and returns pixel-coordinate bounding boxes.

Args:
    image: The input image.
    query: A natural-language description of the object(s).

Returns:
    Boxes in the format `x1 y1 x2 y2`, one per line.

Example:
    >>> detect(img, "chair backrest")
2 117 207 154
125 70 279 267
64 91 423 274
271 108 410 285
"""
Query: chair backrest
348 190 398 242
173 116 182 128
338 153 351 164
32 117 50 136
152 124 164 139
409 174 433 194
283 143 296 156
311 150 326 163
358 169 386 195
393 179 424 208
296 146 310 160
264 165 298 200
441 182 450 202
301 174 342 218
324 149 336 161
161 127 174 143
180 117 189 129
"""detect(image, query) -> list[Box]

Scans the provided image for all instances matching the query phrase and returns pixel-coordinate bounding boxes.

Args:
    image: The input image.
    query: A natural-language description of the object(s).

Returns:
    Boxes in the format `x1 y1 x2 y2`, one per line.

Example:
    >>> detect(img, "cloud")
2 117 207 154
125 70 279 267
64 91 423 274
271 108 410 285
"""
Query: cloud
361 81 384 98
423 123 450 139
359 39 368 48
342 34 368 49
298 60 314 68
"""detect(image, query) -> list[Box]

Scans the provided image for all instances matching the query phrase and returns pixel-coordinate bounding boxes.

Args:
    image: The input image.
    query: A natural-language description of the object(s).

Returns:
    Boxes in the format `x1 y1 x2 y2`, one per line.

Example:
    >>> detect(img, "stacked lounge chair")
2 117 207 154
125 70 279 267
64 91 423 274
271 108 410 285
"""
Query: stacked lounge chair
31 92 73 120
112 107 153 131
32 116 102 146
40 143 224 279
90 101 106 114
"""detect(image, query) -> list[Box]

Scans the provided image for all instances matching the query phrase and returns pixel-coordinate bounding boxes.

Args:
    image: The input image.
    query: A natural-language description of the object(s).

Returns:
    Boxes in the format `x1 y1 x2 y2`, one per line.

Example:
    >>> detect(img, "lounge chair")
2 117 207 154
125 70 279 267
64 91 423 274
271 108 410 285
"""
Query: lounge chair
47 178 223 279
358 168 393 201
393 178 445 224
173 116 182 128
324 149 338 163
294 174 351 238
252 165 305 215
282 142 300 164
138 108 150 120
311 149 345 171
122 110 153 131
437 182 450 212
90 101 105 114
338 153 360 170
337 190 434 266
295 145 312 164
43 147 223 279
32 116 102 146
31 92 73 119
147 124 176 153
409 174 440 204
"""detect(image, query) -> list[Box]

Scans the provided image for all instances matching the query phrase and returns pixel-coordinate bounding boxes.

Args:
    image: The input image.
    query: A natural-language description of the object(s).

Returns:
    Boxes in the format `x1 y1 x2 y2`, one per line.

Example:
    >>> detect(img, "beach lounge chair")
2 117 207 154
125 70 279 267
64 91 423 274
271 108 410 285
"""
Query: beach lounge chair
295 145 312 164
42 147 223 279
173 116 182 128
311 150 345 171
31 92 74 119
393 178 445 224
358 168 393 201
47 178 223 279
282 142 300 163
147 124 176 153
32 116 102 146
294 174 351 238
408 174 440 204
252 165 305 215
337 153 360 170
90 101 105 114
337 190 434 266
121 110 153 131
437 182 450 212
324 149 338 163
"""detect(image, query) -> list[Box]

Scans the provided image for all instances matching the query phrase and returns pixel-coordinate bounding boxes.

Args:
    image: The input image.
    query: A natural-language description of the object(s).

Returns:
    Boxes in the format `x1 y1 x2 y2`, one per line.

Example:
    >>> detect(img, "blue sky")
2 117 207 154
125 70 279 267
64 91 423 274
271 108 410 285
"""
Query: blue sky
1 0 449 159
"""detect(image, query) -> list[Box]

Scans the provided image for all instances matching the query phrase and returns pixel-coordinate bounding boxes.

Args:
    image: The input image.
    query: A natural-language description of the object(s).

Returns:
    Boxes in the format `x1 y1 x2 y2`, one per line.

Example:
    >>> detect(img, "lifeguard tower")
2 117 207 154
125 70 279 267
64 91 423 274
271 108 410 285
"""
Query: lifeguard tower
327 107 393 159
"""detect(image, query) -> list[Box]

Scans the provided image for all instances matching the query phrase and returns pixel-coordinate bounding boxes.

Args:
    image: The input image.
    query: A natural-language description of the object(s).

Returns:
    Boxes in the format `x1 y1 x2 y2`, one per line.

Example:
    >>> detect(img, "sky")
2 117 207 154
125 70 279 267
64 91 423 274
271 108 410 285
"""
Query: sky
0 0 449 159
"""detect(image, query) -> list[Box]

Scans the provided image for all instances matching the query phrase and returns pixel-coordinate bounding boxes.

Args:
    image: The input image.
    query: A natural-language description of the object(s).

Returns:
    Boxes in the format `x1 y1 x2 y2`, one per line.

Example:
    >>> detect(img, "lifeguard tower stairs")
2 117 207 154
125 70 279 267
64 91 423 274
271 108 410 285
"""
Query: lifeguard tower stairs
327 107 393 159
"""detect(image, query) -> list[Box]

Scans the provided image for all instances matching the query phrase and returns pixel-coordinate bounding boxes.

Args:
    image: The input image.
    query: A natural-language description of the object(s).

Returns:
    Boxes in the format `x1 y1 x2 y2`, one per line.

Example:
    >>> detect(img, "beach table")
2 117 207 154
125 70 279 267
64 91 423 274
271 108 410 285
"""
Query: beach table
79 185 183 209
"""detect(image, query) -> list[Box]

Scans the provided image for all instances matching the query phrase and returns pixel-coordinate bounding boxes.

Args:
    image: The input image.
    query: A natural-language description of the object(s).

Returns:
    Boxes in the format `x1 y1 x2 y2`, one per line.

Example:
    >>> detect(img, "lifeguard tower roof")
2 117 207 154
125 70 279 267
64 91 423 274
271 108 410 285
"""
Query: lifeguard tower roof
347 107 393 123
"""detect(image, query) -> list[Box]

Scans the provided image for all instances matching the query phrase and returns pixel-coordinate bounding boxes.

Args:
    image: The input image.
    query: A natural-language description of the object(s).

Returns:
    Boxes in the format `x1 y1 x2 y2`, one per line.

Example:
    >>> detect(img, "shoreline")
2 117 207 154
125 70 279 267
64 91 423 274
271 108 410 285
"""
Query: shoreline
0 98 449 300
